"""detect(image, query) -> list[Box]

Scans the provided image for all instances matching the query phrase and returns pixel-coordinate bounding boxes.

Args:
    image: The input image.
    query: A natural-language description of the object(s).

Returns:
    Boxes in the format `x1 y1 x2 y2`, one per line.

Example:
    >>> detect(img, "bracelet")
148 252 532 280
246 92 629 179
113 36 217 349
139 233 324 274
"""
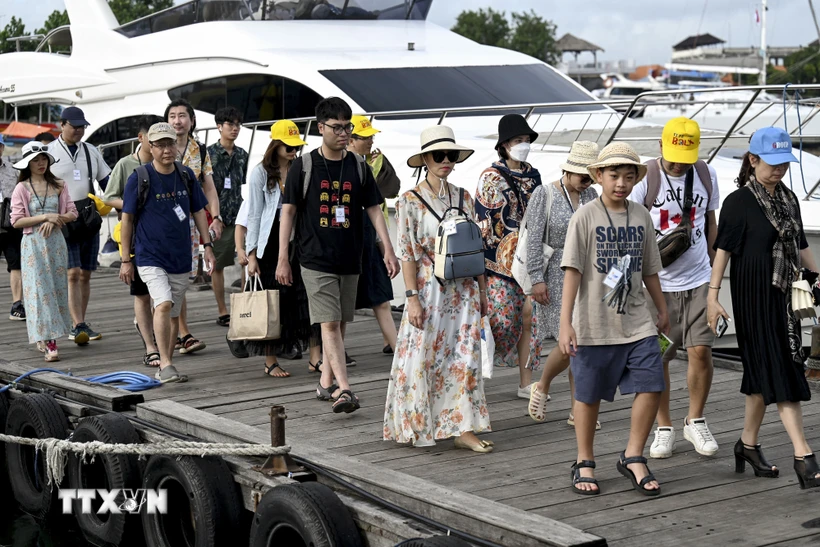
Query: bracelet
479 289 487 294
121 260 131 264
708 285 721 290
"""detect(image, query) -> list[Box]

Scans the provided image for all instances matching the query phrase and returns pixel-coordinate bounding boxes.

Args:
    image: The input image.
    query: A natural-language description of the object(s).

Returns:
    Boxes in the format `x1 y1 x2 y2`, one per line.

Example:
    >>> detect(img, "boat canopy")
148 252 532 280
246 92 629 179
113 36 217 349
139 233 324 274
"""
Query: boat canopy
116 0 432 38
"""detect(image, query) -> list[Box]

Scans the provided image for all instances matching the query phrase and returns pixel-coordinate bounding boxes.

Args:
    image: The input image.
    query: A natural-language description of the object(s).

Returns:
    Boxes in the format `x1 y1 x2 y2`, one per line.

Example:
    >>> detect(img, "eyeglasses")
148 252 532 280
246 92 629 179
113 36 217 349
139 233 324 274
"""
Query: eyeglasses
578 175 592 185
67 123 88 129
150 142 177 150
322 122 355 136
285 145 303 153
220 121 242 129
431 150 460 163
351 135 373 141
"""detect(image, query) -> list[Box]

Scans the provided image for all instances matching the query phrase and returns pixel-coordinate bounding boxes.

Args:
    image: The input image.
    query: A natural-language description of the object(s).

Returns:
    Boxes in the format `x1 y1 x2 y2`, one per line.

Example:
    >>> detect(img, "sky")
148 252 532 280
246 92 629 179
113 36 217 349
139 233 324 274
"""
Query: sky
3 0 819 65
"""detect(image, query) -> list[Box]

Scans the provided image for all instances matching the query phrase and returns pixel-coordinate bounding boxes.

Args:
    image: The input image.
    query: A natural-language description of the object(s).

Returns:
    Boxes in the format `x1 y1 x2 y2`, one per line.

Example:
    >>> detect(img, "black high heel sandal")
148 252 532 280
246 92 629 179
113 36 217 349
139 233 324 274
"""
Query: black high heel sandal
794 454 820 489
734 438 779 478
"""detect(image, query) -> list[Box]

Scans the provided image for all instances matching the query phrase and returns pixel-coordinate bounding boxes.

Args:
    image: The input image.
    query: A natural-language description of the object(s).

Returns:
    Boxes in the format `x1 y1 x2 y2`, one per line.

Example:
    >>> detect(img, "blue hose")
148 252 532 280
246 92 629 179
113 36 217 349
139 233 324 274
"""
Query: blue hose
0 367 160 394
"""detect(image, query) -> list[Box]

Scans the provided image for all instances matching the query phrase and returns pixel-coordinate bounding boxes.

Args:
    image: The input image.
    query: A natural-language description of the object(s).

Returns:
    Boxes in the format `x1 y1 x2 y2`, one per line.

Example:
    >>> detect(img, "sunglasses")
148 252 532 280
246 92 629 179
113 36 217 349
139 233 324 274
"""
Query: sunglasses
431 150 460 163
28 144 49 153
285 145 303 153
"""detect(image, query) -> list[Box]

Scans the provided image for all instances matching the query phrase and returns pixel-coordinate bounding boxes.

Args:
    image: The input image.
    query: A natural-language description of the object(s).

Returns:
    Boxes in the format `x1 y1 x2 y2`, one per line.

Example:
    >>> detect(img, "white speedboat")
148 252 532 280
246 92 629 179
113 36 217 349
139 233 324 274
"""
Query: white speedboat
1 0 818 348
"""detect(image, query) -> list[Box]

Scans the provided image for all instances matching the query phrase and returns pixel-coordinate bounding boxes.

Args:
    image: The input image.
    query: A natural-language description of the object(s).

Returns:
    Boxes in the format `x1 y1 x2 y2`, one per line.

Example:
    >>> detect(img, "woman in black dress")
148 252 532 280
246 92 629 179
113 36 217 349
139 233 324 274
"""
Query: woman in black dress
707 127 819 489
246 120 321 377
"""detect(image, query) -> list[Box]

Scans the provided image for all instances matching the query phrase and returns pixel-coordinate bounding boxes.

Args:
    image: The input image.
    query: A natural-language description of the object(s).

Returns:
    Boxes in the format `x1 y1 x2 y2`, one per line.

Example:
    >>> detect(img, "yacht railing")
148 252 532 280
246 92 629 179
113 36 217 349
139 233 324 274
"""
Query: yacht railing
97 84 820 200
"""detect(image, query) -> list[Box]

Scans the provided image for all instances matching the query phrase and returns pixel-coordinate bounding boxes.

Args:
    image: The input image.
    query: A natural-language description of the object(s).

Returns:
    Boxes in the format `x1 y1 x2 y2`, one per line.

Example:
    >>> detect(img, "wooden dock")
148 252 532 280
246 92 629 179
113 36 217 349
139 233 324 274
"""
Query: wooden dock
2 268 820 546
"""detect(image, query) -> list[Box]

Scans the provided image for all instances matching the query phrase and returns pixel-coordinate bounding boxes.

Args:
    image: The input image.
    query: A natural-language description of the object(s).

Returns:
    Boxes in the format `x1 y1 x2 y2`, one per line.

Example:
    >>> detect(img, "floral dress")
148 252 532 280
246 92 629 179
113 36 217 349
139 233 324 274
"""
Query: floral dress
475 161 542 369
383 184 491 447
21 191 71 343
527 182 598 340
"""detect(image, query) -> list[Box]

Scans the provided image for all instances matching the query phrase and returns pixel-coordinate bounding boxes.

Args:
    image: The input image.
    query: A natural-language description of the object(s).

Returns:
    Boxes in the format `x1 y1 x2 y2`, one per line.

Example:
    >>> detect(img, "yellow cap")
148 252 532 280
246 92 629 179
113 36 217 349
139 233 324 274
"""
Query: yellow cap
351 115 380 137
269 120 308 147
661 117 700 164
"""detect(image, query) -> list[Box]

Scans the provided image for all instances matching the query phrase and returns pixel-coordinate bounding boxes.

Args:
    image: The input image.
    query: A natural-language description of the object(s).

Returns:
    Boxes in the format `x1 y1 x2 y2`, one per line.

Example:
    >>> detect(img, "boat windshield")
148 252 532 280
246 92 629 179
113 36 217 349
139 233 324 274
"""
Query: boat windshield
117 0 431 37
320 64 604 114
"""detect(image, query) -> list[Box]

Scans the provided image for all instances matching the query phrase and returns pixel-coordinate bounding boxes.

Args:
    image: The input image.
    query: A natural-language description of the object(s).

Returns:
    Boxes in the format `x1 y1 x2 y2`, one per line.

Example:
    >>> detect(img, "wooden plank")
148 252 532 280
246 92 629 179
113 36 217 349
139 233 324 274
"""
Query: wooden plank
0 359 144 410
136 399 605 547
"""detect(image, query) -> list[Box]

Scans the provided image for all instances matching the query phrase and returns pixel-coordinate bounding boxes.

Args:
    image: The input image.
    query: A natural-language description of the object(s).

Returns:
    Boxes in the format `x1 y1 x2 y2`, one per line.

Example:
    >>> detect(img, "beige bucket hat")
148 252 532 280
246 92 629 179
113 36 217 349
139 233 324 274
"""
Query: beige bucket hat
407 125 474 168
559 141 600 175
587 142 647 181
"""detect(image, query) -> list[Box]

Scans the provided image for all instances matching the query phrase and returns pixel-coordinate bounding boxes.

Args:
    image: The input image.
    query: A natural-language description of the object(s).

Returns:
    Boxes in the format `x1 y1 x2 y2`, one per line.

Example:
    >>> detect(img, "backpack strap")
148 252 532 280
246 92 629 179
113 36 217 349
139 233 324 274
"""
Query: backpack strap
411 190 442 223
644 159 661 210
174 161 195 212
694 160 712 202
354 153 366 186
300 153 313 200
197 141 207 183
135 164 151 212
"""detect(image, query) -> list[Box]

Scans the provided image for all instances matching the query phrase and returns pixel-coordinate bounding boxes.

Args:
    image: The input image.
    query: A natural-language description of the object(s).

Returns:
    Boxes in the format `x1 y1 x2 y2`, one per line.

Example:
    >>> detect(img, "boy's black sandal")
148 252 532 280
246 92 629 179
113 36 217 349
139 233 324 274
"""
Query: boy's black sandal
794 454 820 489
734 438 778 477
570 460 599 496
617 451 660 497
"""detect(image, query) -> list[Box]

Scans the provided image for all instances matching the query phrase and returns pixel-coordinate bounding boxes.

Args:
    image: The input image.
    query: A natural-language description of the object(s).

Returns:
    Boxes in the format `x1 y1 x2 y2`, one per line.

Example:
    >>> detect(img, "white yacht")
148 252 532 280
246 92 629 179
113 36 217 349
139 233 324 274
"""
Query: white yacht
1 0 818 348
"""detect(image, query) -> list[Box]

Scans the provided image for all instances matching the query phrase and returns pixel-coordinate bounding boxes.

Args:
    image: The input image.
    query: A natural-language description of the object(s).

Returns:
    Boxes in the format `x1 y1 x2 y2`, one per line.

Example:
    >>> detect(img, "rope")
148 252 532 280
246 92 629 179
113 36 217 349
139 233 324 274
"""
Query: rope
0 367 159 393
0 433 291 488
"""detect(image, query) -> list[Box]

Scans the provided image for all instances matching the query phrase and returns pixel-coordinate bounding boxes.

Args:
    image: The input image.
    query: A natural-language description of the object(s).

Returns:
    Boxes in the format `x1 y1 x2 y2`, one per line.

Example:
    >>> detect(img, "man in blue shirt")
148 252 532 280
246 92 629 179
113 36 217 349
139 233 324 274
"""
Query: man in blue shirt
119 123 214 383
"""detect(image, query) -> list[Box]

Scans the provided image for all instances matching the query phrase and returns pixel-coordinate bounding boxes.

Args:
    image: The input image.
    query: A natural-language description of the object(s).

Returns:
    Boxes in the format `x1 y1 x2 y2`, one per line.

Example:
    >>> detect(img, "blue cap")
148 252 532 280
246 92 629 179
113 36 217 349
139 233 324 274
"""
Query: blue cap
749 127 799 165
0 134 5 145
59 106 89 126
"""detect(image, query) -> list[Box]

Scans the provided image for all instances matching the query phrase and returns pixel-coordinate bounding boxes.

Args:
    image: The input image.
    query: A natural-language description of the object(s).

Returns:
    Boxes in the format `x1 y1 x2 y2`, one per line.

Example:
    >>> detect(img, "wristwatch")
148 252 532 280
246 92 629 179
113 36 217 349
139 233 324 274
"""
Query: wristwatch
203 242 214 249
214 215 224 223
405 290 419 298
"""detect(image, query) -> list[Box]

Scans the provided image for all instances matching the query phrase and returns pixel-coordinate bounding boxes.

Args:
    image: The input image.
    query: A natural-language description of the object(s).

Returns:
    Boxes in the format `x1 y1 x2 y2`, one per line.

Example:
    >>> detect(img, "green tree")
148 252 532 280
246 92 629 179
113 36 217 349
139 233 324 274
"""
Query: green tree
508 10 560 65
451 8 510 48
0 16 35 54
107 0 174 25
36 10 70 35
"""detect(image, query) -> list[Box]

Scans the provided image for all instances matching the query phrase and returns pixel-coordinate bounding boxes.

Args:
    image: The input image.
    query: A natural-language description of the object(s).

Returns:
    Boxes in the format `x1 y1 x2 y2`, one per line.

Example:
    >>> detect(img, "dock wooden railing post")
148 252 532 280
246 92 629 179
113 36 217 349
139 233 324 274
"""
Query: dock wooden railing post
255 405 306 477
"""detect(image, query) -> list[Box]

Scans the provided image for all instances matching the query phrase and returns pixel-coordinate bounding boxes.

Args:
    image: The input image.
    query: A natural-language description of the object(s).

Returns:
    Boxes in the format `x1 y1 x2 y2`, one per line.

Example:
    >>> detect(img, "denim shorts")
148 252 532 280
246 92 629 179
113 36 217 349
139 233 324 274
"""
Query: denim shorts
66 234 100 271
571 336 665 404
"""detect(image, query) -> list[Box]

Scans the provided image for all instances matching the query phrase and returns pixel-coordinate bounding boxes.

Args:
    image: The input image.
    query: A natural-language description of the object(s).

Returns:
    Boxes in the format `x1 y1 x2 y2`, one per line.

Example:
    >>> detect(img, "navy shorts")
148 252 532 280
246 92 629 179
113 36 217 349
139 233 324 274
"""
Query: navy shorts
0 229 22 271
130 266 149 297
571 336 665 404
67 234 100 271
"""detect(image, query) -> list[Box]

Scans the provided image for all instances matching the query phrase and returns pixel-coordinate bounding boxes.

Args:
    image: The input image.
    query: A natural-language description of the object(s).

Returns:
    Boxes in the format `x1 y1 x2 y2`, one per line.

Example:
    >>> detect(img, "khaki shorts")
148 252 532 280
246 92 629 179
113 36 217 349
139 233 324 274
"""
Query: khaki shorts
137 266 189 318
213 224 236 270
301 266 358 324
660 282 714 361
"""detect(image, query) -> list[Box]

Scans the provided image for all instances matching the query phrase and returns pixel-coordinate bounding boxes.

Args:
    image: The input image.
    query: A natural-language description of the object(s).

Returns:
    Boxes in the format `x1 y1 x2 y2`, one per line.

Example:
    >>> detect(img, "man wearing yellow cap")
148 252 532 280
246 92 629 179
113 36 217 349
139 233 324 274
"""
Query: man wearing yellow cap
347 115 401 355
629 117 720 460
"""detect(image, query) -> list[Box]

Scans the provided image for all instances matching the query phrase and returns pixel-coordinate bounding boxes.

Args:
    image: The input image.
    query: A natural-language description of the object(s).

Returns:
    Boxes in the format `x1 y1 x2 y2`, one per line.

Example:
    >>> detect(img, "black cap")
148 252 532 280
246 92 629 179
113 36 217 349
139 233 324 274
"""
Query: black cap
495 114 538 150
60 106 89 126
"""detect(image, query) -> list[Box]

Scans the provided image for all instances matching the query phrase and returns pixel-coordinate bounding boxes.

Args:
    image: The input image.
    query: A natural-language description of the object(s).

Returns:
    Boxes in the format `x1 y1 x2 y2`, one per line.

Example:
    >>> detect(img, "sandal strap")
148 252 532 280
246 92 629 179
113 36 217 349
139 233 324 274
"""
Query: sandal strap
573 476 598 484
572 460 596 470
337 389 355 401
620 452 648 466
639 473 657 487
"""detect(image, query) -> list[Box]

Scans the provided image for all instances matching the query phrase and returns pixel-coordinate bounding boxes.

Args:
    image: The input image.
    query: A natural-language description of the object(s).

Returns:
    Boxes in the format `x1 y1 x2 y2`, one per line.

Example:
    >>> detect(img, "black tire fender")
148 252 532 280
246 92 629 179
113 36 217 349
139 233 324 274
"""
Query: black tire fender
395 536 473 547
5 393 69 519
249 482 363 547
141 455 243 547
67 413 144 547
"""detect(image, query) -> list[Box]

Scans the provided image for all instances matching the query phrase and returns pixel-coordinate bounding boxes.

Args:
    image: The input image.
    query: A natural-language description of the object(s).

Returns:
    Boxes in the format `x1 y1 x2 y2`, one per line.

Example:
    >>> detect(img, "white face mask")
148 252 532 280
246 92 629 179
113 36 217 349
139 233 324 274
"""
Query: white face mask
509 142 530 162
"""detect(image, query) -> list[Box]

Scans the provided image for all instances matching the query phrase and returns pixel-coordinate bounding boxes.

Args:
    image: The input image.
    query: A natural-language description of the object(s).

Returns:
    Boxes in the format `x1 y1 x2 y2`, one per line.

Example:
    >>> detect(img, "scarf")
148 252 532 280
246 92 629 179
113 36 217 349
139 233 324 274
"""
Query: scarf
747 176 802 292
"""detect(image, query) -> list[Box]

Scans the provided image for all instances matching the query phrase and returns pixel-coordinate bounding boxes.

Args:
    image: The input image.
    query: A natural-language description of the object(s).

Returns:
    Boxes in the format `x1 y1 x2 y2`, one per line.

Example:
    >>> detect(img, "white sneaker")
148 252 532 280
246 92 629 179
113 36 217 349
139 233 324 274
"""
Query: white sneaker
517 383 550 400
649 427 676 459
683 417 719 456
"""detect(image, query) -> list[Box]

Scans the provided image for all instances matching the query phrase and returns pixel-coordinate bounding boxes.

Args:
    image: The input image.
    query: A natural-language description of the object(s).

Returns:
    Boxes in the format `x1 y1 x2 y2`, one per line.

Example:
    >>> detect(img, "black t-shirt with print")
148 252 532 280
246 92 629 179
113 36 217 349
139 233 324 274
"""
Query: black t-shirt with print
283 149 383 275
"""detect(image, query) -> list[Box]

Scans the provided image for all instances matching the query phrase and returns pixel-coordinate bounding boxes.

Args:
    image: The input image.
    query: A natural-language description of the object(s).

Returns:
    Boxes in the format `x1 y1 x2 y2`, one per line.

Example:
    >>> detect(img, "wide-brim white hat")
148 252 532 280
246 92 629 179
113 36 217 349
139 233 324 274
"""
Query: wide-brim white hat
13 141 58 170
587 142 647 182
560 141 600 175
407 125 474 168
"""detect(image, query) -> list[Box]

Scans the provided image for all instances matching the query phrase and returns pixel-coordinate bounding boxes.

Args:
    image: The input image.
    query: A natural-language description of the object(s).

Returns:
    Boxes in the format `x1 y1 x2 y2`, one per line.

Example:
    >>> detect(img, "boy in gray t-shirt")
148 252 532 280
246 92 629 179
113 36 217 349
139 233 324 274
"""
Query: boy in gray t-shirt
559 143 669 497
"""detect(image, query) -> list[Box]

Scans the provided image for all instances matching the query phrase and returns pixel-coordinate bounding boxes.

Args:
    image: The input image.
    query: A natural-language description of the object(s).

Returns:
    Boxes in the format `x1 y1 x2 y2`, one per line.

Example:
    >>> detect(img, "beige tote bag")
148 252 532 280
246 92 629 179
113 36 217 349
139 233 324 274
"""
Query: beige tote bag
227 274 281 341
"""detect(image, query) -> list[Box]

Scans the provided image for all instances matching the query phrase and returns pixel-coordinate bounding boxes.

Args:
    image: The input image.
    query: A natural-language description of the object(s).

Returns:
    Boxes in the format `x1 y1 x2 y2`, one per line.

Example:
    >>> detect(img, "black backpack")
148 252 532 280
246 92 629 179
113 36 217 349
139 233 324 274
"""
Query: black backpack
133 161 195 217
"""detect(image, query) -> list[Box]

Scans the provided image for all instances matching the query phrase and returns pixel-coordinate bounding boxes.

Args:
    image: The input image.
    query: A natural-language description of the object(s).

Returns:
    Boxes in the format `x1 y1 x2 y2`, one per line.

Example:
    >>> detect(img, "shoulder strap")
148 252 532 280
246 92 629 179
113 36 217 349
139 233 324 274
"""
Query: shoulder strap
410 190 442 223
135 164 151 211
543 183 554 240
197 142 206 182
82 142 93 189
174 161 194 211
644 159 661 210
301 152 313 200
694 160 712 201
355 153 366 186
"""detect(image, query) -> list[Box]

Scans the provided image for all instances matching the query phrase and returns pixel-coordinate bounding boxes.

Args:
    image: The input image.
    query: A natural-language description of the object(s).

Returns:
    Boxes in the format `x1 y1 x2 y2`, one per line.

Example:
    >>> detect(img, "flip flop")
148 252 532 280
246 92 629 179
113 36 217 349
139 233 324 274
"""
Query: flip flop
263 363 290 378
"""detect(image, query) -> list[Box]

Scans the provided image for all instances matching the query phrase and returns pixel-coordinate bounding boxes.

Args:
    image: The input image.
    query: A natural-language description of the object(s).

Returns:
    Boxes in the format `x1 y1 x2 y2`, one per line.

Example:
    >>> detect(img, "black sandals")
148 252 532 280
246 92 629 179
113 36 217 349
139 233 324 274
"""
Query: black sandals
794 454 820 489
570 460 599 495
616 451 660 496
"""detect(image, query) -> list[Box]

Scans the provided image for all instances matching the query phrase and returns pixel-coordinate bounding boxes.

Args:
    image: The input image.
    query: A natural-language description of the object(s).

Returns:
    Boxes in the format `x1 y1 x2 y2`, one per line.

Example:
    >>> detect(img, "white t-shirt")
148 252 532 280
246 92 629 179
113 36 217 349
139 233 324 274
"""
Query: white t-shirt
628 164 719 292
235 199 249 228
49 137 112 201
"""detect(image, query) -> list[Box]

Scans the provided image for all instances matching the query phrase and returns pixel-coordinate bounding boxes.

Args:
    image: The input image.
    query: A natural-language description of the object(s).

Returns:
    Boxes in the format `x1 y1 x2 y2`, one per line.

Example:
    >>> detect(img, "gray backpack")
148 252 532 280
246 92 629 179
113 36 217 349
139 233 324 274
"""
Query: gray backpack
411 189 485 285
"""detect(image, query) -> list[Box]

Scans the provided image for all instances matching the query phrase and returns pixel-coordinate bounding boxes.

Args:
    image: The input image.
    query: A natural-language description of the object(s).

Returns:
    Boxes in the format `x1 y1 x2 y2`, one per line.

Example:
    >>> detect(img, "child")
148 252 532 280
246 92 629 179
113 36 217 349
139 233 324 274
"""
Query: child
559 142 670 497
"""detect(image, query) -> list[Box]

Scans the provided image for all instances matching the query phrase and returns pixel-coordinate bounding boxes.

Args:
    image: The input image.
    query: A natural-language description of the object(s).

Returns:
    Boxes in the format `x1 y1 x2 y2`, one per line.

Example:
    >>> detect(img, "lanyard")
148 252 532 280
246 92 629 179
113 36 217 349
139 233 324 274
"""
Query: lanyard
559 179 576 213
319 148 345 202
30 182 49 210
598 197 630 257
58 137 79 164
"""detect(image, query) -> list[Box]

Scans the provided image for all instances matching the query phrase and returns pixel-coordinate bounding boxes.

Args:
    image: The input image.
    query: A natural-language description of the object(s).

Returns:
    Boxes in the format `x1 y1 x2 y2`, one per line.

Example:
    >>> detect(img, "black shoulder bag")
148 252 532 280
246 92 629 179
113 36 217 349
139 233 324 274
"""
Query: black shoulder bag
63 143 103 242
656 168 694 268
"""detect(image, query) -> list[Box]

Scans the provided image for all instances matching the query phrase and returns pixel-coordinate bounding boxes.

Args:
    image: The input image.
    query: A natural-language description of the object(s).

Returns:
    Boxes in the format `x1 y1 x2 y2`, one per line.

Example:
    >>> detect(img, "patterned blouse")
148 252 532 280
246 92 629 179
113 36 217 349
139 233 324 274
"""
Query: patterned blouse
179 137 214 182
475 160 542 280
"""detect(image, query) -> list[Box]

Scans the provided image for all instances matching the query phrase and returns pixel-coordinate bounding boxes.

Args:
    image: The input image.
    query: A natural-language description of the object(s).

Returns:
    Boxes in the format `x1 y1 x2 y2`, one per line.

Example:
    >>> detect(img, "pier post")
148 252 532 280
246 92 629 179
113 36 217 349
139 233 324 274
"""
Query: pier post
255 405 306 476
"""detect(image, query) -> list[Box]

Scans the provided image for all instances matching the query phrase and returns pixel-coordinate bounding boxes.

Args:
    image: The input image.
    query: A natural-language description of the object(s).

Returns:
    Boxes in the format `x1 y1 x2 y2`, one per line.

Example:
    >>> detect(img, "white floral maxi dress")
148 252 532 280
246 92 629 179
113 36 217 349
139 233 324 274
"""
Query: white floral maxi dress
21 193 71 343
383 184 491 446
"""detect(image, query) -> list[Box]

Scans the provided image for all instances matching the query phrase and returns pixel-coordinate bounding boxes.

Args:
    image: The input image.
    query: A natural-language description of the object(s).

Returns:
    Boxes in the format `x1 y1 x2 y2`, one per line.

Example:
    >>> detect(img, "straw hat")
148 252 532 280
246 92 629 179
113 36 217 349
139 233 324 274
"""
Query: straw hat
587 142 647 181
407 126 474 168
13 141 58 170
559 141 600 175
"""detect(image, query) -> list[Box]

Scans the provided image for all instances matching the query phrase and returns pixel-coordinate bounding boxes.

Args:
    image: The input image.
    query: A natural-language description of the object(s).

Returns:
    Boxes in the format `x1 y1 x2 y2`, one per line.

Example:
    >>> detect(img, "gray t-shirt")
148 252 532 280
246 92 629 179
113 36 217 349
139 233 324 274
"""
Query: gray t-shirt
561 199 663 346
0 159 17 200
49 137 111 201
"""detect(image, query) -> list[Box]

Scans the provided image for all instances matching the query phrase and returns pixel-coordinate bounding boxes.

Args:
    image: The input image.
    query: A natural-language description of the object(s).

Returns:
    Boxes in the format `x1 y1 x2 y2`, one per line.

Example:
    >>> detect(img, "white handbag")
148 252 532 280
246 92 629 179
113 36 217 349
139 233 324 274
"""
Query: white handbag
792 277 817 321
512 184 555 295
